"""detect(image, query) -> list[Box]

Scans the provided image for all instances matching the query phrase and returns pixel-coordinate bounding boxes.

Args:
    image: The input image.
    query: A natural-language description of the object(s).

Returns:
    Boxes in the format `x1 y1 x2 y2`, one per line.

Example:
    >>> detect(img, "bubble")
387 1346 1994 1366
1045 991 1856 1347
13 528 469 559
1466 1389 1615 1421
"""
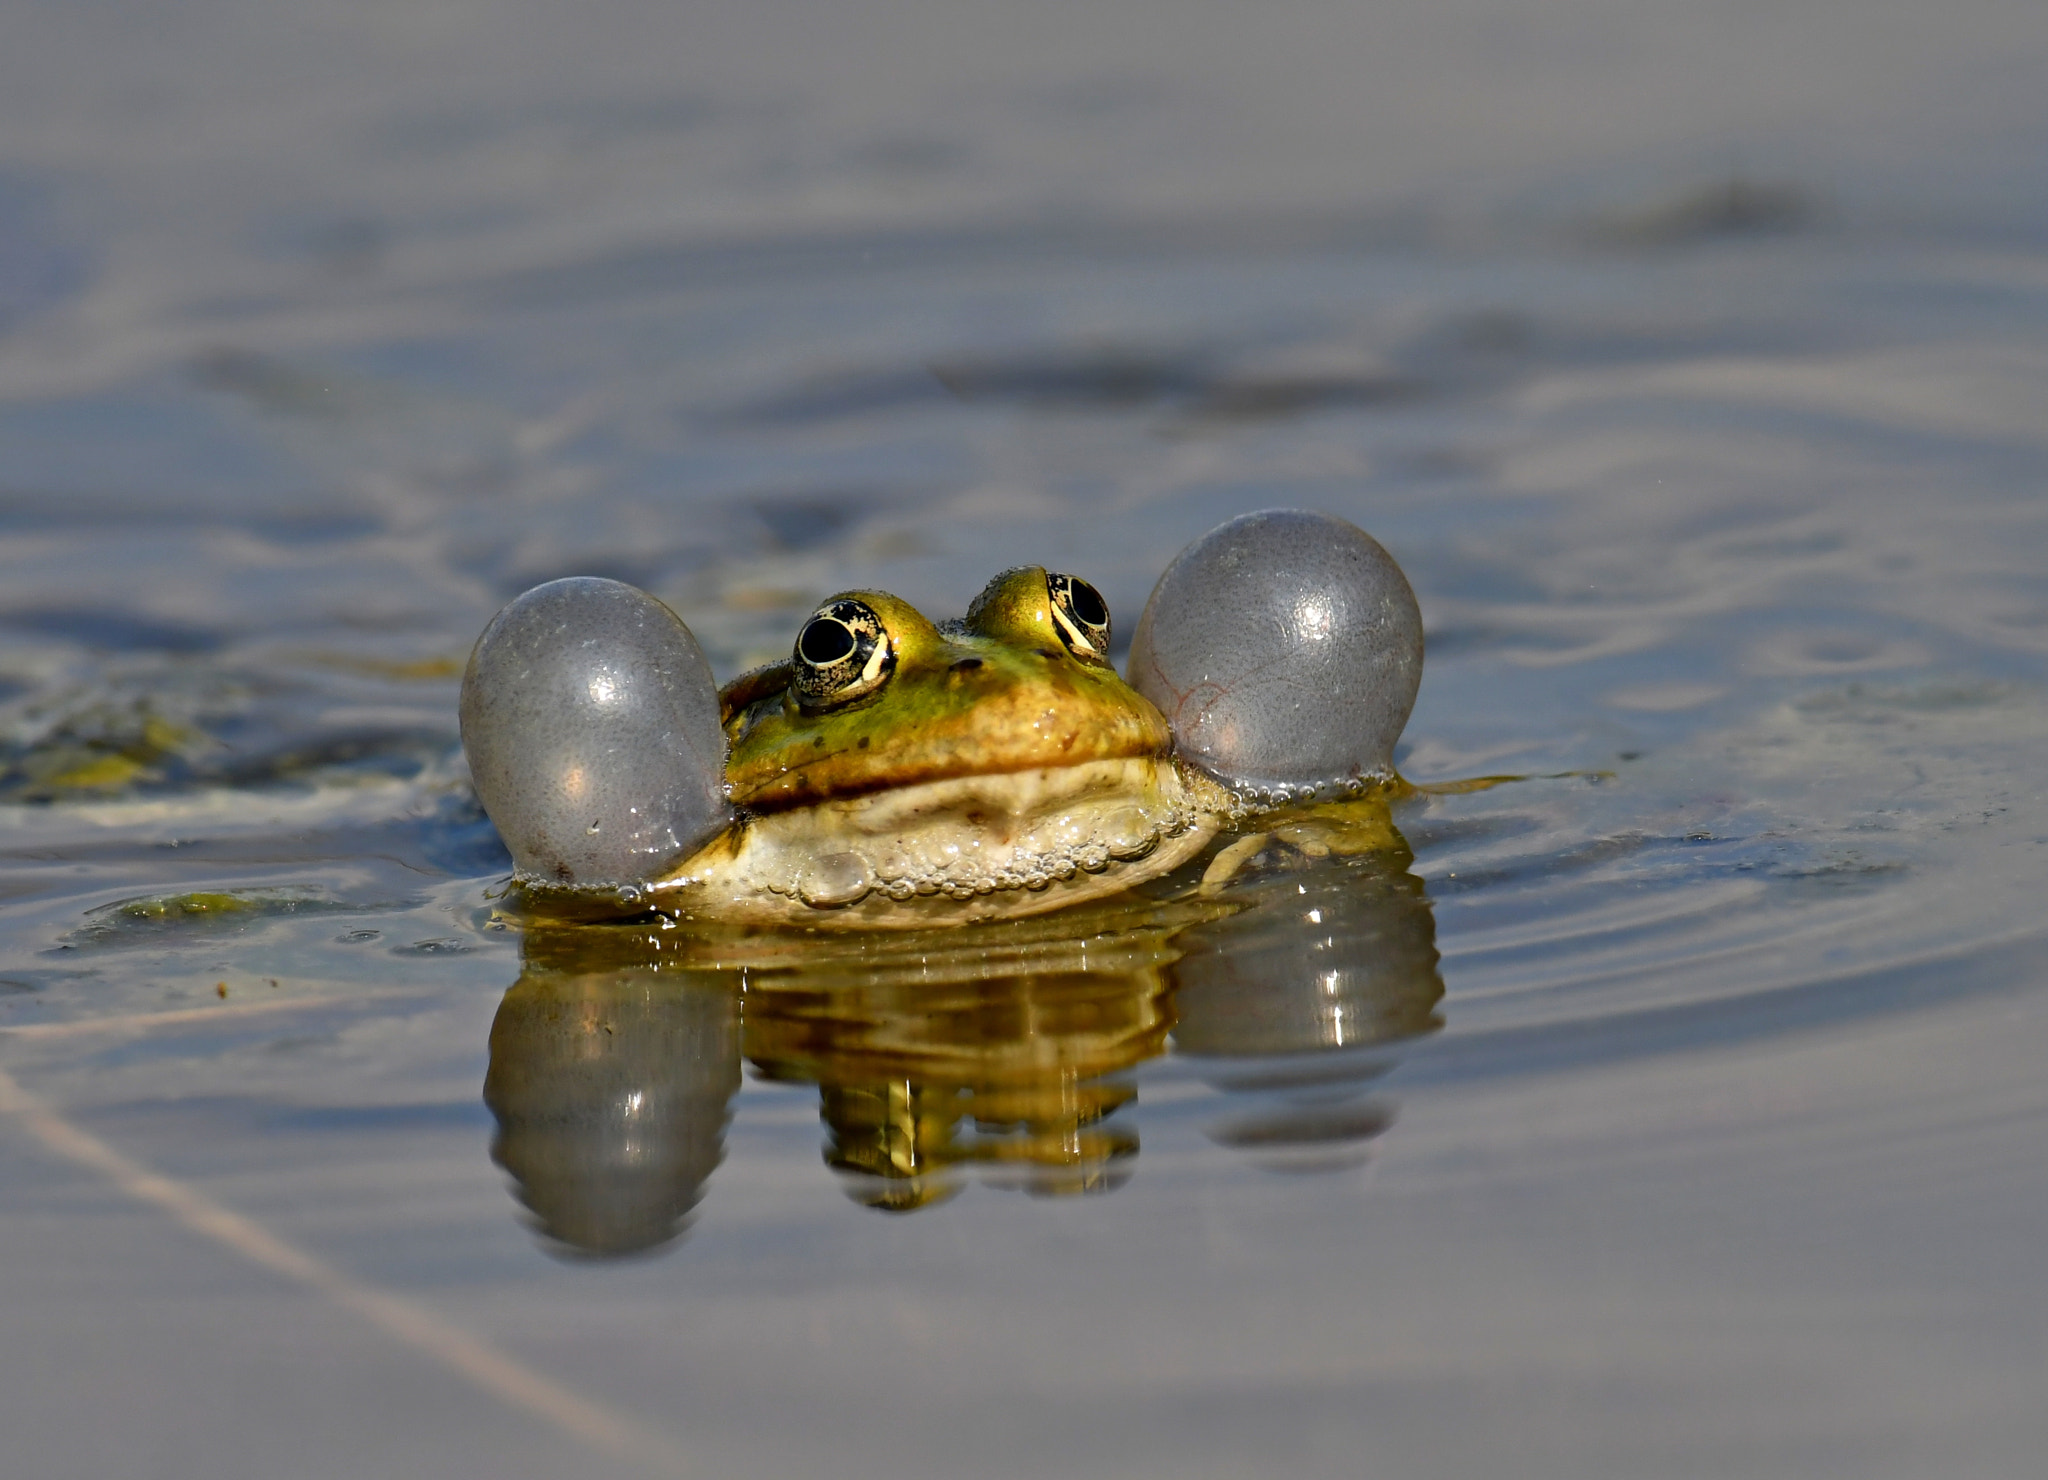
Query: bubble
460 577 732 888
797 852 874 909
1129 510 1423 793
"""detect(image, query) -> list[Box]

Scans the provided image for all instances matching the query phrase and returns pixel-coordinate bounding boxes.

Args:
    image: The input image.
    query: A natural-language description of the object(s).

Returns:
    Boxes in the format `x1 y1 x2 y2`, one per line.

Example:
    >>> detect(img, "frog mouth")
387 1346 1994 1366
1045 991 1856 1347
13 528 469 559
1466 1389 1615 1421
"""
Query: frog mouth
653 756 1217 924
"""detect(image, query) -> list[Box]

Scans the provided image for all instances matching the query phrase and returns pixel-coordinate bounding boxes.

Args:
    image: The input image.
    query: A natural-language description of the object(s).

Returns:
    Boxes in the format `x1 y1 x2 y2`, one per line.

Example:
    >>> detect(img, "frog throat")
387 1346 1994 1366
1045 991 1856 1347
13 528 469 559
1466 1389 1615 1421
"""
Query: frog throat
648 756 1218 926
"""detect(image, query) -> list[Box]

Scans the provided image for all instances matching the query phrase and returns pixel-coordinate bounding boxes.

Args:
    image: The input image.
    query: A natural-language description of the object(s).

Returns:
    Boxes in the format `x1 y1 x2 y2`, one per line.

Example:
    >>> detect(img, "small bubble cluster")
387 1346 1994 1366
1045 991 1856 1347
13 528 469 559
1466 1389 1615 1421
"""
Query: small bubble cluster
1216 772 1388 826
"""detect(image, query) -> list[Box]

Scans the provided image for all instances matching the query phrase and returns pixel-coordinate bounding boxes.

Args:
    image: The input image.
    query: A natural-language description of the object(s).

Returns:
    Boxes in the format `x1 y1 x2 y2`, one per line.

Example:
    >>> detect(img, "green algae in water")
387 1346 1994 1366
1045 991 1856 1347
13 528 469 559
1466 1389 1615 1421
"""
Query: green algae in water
1 656 461 805
3 708 206 799
65 887 416 948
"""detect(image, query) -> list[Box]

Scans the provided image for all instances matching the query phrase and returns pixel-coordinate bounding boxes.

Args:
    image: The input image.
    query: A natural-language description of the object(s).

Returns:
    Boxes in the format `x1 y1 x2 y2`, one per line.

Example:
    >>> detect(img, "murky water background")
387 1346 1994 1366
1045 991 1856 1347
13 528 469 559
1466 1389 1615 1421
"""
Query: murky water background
3 3 2046 1475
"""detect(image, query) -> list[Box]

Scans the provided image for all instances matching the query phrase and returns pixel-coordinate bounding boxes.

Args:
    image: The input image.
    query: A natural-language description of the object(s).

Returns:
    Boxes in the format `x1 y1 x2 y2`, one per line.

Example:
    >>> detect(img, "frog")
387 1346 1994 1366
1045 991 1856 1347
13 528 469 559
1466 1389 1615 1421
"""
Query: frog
459 508 1425 928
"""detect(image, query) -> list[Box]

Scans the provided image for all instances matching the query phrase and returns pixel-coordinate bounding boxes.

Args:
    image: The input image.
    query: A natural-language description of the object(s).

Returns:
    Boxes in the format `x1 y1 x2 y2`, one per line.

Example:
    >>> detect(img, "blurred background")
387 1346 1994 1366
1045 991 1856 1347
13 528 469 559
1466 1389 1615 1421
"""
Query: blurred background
2 3 2046 1477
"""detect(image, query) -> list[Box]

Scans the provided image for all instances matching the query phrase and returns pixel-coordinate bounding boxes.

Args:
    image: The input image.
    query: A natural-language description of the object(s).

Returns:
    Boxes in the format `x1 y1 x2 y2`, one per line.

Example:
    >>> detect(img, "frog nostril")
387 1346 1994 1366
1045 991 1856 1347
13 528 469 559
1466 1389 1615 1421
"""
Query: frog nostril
950 657 984 673
1036 648 1060 661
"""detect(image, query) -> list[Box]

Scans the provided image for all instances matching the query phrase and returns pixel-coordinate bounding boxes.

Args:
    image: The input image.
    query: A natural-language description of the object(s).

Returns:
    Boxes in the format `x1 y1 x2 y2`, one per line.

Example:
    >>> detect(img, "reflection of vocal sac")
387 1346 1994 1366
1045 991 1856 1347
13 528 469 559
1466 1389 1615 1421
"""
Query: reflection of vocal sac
1171 850 1443 1173
485 960 740 1260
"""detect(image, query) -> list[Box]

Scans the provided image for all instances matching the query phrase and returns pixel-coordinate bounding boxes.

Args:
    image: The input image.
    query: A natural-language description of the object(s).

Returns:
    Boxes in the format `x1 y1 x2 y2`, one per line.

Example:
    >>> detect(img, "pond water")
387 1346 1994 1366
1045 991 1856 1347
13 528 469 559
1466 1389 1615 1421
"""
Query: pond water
3 3 2046 1476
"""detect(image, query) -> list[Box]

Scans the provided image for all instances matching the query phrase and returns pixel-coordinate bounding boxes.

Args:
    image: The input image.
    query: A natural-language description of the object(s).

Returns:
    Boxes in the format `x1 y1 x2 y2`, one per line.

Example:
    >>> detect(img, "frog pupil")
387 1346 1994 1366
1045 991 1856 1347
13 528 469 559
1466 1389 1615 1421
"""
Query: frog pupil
1046 572 1112 660
799 617 856 665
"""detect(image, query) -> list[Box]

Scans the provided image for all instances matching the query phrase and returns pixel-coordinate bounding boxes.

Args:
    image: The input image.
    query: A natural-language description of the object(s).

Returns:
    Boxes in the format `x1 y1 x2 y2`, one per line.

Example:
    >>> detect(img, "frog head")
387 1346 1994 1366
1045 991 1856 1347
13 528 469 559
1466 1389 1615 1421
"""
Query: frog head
718 567 1169 812
460 510 1424 918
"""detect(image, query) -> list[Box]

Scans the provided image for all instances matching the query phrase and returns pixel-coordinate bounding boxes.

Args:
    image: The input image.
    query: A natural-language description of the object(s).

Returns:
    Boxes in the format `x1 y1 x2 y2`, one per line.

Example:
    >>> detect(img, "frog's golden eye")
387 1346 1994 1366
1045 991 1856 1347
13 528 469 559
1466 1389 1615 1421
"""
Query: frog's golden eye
1046 573 1112 663
792 598 896 711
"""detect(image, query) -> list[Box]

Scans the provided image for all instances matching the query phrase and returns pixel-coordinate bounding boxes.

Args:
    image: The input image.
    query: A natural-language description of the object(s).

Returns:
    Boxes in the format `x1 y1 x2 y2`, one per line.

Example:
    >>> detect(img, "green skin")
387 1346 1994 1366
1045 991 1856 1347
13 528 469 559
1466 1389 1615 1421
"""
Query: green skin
636 566 1226 928
720 567 1173 812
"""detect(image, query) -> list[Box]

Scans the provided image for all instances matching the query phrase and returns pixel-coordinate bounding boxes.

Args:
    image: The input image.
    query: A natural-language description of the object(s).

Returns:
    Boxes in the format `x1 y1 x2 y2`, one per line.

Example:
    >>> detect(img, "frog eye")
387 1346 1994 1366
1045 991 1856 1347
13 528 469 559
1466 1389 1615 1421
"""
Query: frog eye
792 598 896 711
1046 573 1113 663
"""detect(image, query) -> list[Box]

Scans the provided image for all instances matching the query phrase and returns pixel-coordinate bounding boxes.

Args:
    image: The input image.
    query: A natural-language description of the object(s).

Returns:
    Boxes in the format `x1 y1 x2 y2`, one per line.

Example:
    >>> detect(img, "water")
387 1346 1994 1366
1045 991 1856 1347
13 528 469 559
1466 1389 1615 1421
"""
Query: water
3 3 2047 1475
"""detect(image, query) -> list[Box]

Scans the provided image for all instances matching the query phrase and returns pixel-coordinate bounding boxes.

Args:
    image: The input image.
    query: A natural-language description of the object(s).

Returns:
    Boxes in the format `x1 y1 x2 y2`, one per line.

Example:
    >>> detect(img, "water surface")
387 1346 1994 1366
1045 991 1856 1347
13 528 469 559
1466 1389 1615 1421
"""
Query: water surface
3 3 2046 1476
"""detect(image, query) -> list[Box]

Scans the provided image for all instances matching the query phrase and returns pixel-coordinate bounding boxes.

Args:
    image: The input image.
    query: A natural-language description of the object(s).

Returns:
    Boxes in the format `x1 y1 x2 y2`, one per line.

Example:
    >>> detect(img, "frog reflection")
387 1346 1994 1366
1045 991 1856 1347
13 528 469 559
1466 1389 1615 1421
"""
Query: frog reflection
484 809 1443 1250
1170 838 1443 1173
746 950 1177 1211
483 930 740 1259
